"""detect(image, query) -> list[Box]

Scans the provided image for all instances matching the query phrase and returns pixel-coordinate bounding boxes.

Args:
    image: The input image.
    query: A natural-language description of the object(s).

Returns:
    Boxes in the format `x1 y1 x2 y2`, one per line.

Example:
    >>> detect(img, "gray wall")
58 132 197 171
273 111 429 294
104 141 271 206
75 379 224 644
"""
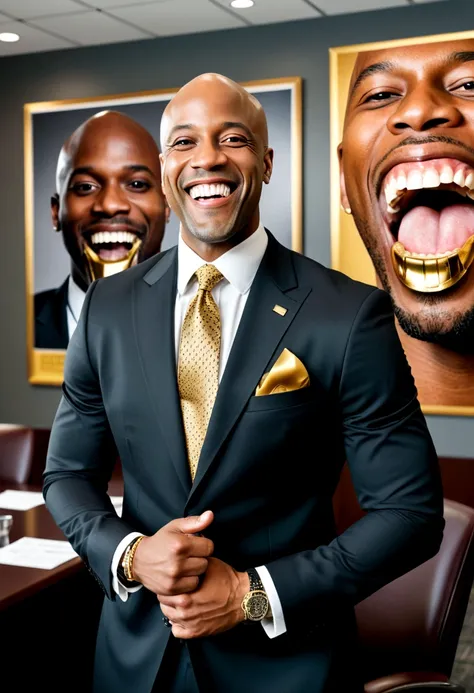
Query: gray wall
0 0 472 456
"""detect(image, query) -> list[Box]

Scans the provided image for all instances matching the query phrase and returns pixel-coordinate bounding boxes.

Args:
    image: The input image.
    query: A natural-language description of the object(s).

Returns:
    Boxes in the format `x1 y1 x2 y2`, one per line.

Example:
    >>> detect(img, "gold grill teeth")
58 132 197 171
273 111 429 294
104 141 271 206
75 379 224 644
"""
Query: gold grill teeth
391 236 474 293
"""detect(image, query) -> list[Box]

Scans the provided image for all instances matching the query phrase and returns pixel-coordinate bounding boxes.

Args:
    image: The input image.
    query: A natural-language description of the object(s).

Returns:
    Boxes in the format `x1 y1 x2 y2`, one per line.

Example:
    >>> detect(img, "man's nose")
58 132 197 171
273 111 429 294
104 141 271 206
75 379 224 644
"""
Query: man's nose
387 85 463 134
92 183 131 215
190 139 228 170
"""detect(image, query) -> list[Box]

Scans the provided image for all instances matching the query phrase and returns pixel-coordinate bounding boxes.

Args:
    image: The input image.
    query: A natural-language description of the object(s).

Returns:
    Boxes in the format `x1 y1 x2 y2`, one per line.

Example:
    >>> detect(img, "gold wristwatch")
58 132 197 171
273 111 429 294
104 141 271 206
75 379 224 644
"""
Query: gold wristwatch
241 568 270 622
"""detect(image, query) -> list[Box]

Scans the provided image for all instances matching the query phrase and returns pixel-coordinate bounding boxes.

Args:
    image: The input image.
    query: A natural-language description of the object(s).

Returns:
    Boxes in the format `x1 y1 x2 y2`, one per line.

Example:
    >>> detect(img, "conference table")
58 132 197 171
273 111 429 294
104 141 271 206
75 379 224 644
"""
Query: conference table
0 480 122 692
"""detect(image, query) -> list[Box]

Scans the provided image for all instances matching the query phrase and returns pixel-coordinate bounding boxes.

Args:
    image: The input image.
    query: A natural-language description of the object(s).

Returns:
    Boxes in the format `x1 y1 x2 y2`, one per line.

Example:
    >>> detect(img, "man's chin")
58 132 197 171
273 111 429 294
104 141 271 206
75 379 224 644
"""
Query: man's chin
393 299 474 354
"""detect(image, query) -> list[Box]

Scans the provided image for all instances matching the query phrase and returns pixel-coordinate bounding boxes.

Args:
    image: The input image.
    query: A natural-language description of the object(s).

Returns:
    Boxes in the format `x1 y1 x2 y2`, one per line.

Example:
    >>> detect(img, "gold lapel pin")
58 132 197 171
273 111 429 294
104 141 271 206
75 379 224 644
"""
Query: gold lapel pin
273 304 287 317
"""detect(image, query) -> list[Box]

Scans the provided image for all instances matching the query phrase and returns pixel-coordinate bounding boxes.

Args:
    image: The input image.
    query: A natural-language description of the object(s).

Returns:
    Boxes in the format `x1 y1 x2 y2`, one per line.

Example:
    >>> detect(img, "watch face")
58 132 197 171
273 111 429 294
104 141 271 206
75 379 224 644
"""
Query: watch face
247 592 269 621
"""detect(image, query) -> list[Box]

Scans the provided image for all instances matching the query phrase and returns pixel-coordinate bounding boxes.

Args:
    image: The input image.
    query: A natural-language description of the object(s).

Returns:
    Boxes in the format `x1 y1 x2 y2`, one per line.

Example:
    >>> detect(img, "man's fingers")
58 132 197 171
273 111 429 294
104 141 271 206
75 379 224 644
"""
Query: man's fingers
186 535 214 557
170 511 214 536
180 557 208 576
162 576 200 595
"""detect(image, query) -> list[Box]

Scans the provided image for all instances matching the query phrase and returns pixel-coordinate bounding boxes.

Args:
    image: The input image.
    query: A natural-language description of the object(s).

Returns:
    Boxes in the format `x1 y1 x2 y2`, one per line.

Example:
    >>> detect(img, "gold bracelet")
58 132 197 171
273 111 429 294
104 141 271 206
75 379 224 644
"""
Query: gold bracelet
123 535 145 581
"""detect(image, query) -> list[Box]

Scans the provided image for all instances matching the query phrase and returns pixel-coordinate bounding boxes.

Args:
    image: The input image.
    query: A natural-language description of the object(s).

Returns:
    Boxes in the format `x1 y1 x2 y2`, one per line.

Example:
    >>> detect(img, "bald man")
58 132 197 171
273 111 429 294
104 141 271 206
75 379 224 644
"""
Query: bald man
44 74 443 693
34 110 169 349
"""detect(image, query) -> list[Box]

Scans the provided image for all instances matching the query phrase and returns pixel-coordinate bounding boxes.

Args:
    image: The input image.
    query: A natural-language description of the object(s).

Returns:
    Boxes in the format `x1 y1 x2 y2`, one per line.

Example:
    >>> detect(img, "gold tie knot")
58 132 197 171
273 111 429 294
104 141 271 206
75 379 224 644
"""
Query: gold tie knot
196 264 223 292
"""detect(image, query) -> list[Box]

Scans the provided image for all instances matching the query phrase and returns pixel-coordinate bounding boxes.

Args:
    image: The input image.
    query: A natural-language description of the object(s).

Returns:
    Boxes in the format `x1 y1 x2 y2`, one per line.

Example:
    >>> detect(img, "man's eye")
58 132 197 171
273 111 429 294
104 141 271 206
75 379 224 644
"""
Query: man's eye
70 182 96 194
173 138 194 147
128 180 150 191
222 136 247 145
365 91 397 103
459 81 474 91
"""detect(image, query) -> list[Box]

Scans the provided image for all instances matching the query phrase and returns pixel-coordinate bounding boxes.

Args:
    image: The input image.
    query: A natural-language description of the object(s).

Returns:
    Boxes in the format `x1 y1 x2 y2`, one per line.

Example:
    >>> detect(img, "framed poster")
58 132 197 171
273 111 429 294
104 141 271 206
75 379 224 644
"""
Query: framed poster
25 76 302 386
330 31 474 416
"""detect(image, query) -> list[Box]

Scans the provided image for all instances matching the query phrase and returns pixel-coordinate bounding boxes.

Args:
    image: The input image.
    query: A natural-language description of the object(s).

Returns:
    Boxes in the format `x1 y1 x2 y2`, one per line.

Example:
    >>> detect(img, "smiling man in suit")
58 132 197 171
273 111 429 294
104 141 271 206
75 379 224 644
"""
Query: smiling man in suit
44 73 444 693
34 110 169 349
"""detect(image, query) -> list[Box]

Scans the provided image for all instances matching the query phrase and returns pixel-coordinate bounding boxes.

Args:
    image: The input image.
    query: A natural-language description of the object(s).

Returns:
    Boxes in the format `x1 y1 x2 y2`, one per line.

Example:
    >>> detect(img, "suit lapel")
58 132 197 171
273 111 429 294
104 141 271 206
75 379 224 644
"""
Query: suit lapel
36 278 69 349
187 234 311 505
134 248 191 496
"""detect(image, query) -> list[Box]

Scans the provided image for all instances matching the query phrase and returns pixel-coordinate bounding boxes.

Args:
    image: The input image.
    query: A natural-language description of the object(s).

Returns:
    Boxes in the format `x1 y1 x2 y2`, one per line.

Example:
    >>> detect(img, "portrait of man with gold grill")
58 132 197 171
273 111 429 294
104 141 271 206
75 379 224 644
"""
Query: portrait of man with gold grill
332 30 474 415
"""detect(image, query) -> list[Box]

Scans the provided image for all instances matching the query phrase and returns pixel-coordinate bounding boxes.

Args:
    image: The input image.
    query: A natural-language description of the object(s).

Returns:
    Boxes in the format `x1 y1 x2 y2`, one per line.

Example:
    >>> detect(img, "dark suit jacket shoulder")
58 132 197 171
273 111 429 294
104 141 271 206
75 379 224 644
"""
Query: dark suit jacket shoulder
34 278 69 349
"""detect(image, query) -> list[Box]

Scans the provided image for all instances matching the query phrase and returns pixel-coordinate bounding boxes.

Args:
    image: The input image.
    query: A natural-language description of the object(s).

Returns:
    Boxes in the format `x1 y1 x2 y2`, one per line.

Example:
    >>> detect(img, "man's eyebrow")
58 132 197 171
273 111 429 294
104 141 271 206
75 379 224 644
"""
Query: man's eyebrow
221 121 253 138
125 164 155 176
350 60 395 97
69 164 155 177
166 124 194 141
448 50 474 66
166 121 254 141
350 51 474 98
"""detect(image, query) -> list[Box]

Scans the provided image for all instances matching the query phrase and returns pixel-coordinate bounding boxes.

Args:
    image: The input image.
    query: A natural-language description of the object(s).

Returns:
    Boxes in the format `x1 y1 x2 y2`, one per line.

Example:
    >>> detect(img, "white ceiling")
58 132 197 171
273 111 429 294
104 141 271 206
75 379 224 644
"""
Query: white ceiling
0 0 449 57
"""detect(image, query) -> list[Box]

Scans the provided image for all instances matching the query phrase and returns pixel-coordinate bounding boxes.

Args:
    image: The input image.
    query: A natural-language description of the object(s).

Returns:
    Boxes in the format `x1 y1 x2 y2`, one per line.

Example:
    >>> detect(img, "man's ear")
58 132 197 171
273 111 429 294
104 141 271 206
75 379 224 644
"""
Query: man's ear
337 143 351 214
164 198 171 224
262 147 274 184
51 194 60 231
160 153 166 195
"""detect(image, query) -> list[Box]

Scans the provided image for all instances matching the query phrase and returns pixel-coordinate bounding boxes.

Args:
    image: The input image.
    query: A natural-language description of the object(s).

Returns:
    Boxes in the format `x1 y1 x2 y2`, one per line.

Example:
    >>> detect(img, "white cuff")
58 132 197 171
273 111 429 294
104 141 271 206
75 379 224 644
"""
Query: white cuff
255 565 287 638
111 532 144 602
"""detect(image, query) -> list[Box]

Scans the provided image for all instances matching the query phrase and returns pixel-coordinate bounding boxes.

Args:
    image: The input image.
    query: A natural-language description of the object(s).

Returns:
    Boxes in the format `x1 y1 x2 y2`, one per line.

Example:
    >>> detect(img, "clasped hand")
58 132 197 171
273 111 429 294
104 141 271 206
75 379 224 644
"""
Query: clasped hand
131 510 249 639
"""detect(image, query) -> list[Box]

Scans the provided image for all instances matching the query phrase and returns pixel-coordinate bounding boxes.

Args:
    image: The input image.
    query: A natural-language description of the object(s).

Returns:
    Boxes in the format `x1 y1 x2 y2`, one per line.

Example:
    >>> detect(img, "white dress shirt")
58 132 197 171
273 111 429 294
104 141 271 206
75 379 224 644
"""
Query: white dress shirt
111 224 287 638
66 276 86 340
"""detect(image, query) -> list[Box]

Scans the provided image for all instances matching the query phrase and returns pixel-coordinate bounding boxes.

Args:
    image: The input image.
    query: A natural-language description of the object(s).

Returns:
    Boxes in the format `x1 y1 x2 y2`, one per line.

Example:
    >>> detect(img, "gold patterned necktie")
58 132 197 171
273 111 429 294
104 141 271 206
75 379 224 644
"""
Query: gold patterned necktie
178 264 224 480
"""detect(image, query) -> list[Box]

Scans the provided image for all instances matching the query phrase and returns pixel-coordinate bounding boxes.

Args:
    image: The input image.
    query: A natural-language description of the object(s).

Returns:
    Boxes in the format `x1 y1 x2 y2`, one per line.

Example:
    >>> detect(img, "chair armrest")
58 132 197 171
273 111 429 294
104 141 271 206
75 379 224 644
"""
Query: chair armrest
383 684 465 692
365 673 455 693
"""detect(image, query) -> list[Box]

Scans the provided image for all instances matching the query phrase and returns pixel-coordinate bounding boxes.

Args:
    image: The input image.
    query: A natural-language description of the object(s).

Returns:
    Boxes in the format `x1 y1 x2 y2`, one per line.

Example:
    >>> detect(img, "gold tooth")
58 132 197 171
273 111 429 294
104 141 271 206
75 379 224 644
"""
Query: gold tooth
391 236 474 292
83 237 142 281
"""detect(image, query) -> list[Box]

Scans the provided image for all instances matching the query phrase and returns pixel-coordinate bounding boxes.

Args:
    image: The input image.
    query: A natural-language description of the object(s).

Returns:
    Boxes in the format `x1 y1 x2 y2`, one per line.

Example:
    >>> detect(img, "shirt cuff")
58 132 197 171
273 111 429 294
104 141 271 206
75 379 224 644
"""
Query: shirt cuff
111 531 144 602
255 565 287 638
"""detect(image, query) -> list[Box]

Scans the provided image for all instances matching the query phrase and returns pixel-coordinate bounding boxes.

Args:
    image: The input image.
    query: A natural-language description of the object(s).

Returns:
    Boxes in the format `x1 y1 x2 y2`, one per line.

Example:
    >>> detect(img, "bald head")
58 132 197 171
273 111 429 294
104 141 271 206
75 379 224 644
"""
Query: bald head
160 73 268 151
159 72 273 258
56 110 160 193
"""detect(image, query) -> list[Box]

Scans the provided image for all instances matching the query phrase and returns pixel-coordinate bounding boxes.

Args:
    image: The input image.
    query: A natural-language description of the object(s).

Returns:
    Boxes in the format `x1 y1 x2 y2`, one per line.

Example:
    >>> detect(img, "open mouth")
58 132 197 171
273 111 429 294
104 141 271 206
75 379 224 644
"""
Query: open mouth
85 230 142 262
380 158 474 292
185 181 237 206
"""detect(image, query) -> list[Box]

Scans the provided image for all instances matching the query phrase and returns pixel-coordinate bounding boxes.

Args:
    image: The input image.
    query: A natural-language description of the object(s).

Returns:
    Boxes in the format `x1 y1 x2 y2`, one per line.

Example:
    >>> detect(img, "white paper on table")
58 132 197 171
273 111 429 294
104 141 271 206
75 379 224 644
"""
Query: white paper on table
0 490 45 511
109 496 123 517
0 536 78 570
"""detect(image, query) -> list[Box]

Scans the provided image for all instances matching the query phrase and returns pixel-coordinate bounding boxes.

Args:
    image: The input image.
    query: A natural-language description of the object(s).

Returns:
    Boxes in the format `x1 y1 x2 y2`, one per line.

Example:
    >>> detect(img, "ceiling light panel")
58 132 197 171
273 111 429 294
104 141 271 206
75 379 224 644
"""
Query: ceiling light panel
315 0 407 13
0 0 84 19
81 0 170 8
0 20 73 55
32 10 151 45
214 0 322 22
108 0 246 37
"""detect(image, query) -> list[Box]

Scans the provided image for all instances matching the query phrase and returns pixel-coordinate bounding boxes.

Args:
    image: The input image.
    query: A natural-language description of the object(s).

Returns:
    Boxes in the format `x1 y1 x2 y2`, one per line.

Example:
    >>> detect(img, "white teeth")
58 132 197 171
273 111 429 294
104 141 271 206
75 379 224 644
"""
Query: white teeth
465 172 474 189
189 183 231 200
423 168 440 188
454 169 465 187
407 169 424 190
90 231 136 245
384 163 474 214
396 174 407 190
440 166 454 184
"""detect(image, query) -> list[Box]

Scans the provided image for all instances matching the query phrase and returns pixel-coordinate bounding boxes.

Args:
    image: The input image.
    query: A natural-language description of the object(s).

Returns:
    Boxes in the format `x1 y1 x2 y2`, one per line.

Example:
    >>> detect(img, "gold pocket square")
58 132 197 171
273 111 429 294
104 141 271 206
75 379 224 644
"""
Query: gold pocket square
255 348 310 396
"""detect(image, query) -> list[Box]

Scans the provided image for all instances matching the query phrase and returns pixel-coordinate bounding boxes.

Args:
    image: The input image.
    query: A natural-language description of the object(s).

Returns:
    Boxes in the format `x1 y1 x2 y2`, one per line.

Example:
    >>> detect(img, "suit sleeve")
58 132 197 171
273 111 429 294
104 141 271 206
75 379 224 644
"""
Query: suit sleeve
43 280 137 600
265 288 444 630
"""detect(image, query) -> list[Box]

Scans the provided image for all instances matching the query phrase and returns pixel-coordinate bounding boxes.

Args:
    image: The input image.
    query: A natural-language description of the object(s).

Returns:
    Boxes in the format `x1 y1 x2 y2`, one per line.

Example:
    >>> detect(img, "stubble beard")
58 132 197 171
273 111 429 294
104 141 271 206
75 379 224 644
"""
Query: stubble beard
355 213 474 355
181 201 242 245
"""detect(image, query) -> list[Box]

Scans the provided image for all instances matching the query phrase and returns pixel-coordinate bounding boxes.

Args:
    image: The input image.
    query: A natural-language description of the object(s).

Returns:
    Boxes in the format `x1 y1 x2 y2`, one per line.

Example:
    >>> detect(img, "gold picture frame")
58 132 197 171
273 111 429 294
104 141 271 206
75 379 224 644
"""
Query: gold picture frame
25 76 302 386
330 30 474 417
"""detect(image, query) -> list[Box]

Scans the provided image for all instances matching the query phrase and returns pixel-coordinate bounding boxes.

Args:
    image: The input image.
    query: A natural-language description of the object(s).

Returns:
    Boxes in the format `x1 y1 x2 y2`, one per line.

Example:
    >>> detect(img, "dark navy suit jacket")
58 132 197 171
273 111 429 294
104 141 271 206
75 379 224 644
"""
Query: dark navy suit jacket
43 232 444 693
34 278 69 349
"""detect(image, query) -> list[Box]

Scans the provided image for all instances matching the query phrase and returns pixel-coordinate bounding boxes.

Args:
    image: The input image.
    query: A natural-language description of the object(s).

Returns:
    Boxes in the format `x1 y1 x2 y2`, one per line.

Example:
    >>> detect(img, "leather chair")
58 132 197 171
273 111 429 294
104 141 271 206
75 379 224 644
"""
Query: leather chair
355 499 474 693
0 424 34 484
